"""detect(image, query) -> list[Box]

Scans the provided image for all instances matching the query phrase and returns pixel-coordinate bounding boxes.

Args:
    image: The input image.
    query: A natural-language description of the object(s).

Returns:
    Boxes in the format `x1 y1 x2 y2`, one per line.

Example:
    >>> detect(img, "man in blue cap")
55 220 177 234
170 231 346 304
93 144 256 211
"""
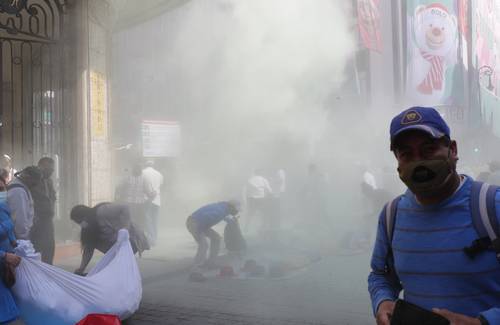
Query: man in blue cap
368 107 500 325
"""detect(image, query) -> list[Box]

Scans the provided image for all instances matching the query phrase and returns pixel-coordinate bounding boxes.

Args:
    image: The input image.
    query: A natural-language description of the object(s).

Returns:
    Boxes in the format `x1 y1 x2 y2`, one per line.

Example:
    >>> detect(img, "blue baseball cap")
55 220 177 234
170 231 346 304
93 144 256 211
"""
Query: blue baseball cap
390 107 450 147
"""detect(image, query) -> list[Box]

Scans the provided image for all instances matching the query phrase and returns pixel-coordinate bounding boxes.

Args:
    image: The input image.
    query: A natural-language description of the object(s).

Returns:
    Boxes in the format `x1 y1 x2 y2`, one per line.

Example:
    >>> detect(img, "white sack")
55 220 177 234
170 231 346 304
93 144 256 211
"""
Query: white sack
12 229 142 325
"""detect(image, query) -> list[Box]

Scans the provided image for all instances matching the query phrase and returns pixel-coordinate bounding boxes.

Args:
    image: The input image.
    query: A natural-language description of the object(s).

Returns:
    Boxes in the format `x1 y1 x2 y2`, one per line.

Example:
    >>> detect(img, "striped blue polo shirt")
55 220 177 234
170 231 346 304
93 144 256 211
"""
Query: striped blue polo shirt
368 176 500 323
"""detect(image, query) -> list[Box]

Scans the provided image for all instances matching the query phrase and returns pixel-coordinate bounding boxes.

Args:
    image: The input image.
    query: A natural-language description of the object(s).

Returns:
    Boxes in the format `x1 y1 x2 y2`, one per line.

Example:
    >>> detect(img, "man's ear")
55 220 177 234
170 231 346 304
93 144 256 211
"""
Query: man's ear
450 140 458 161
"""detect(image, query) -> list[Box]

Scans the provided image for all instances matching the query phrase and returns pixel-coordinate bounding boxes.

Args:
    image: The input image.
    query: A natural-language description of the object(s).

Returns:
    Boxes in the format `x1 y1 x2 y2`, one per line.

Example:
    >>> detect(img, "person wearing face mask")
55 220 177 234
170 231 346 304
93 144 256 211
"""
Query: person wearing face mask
70 202 149 275
368 107 500 325
0 177 22 324
30 157 57 264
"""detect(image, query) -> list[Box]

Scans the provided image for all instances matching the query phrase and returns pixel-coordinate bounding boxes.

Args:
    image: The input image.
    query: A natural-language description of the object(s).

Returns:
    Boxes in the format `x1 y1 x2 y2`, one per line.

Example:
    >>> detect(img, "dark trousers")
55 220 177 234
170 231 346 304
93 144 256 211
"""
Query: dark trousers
30 218 55 264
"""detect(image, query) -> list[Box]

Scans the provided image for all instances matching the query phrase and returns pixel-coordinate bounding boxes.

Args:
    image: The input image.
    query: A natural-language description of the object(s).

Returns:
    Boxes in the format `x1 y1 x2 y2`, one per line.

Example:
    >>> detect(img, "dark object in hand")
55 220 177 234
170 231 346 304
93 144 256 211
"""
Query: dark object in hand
391 299 450 325
74 269 88 276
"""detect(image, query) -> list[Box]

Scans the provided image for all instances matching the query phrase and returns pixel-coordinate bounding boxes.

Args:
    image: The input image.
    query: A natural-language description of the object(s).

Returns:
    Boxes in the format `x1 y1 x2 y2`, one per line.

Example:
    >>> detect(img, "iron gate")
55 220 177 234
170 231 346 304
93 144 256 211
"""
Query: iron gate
0 0 65 167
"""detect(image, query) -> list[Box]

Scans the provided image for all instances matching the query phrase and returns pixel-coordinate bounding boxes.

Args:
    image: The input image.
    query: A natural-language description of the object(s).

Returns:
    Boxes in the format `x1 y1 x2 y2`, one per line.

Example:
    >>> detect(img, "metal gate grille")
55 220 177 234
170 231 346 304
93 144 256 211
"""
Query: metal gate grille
0 0 65 166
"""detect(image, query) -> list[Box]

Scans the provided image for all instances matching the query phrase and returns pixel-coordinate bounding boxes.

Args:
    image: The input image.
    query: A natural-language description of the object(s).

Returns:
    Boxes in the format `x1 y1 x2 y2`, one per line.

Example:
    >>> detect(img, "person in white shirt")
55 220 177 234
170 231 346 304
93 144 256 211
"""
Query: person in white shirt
142 161 164 247
243 169 272 232
115 164 155 233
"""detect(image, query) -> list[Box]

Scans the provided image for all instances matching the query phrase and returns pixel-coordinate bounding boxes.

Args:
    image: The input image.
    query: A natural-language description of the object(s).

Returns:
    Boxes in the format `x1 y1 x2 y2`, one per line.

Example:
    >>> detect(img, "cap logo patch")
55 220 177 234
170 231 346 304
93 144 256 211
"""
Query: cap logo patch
401 110 422 125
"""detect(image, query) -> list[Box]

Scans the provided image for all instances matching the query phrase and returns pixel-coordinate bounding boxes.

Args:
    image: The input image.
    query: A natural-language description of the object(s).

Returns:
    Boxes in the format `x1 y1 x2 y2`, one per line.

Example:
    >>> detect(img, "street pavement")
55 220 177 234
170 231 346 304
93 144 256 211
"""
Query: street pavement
56 227 374 324
119 228 374 325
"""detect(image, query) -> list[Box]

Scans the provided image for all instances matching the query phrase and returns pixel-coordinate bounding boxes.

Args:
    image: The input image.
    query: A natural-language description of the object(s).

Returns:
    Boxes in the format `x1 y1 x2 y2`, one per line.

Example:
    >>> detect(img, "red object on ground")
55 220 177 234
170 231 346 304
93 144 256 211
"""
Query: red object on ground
75 314 121 325
219 266 235 277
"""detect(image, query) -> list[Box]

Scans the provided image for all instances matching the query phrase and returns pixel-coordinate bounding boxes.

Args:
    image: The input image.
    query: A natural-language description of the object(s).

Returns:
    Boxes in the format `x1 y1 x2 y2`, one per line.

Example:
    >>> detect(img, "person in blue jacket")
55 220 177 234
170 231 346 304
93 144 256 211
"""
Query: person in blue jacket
186 200 240 267
368 106 500 325
0 176 22 324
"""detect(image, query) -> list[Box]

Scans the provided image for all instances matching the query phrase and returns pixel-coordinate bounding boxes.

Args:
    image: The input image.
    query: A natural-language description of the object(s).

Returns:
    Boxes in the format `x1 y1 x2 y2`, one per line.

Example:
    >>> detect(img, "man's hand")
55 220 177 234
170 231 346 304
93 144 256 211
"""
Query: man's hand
4 252 21 267
74 268 87 276
376 300 396 325
432 308 481 325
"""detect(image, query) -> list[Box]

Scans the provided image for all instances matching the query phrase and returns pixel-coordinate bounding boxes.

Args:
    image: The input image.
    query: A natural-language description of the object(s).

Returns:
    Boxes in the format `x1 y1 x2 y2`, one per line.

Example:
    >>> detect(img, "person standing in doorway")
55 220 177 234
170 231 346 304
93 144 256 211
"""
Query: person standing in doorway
142 160 163 247
30 157 57 264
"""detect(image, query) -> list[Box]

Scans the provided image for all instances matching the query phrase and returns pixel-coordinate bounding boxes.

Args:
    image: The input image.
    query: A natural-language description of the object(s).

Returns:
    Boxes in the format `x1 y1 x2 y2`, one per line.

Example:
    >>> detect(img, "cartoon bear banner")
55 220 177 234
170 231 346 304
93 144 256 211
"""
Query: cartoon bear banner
406 1 459 106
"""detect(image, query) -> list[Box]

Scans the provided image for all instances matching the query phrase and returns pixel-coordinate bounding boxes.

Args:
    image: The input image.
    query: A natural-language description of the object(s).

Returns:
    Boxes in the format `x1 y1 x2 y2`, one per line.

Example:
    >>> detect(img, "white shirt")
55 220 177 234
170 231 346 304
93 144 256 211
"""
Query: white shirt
142 167 164 206
246 175 272 199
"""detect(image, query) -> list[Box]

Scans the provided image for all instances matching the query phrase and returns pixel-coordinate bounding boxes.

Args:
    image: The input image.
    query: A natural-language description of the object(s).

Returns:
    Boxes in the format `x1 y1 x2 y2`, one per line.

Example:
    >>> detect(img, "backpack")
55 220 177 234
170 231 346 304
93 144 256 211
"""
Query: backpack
7 182 29 195
383 181 500 267
224 218 247 252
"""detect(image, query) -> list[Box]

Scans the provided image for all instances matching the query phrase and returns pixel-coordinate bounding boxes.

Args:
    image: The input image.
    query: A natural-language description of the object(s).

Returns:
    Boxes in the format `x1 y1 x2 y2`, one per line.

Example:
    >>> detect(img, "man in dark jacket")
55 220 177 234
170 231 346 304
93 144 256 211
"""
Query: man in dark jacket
30 157 57 264
71 202 149 275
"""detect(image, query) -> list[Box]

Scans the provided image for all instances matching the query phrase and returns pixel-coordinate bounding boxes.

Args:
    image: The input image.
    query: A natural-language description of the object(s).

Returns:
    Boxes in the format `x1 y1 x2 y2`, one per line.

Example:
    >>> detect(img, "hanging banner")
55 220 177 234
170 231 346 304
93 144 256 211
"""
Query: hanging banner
473 0 500 96
90 71 107 139
142 120 181 158
406 1 459 106
357 0 382 53
457 0 469 69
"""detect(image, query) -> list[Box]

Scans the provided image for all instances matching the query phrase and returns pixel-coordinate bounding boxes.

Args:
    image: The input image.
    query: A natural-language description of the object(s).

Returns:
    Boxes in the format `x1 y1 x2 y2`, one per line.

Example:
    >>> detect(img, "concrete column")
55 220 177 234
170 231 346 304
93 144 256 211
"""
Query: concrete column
73 0 113 206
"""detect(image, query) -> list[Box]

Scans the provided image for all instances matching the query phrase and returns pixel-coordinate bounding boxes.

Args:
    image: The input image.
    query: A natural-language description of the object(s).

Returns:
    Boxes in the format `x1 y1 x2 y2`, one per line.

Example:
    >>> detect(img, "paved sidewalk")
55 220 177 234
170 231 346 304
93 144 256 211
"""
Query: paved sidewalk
55 226 374 324
126 252 373 324
126 303 330 325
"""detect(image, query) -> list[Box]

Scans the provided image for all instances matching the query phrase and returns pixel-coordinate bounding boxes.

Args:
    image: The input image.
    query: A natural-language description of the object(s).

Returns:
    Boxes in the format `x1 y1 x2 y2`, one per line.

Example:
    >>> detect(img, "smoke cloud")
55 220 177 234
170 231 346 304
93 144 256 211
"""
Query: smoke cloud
113 0 357 219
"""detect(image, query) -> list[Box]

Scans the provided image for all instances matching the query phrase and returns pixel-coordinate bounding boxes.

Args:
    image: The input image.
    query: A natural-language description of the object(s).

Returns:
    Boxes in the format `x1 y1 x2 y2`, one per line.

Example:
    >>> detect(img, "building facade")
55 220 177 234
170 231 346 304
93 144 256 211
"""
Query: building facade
0 0 113 230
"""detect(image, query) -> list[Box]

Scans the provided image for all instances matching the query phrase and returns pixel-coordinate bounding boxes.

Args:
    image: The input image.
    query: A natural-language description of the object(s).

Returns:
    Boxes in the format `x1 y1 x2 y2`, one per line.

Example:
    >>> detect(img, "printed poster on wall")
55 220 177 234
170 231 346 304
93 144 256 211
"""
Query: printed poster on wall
474 0 500 96
90 71 107 139
142 120 181 158
406 1 459 106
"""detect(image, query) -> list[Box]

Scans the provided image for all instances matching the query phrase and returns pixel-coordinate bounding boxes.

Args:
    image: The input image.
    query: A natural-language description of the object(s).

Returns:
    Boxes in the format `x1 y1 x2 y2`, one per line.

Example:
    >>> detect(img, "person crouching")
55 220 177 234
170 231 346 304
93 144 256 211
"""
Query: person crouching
186 200 240 268
70 202 149 275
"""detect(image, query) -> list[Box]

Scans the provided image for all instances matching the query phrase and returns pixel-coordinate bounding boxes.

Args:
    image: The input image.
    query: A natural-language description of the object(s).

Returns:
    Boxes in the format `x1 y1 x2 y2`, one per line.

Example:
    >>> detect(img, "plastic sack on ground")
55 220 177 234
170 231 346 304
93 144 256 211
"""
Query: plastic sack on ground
224 219 246 252
76 313 121 325
12 229 142 325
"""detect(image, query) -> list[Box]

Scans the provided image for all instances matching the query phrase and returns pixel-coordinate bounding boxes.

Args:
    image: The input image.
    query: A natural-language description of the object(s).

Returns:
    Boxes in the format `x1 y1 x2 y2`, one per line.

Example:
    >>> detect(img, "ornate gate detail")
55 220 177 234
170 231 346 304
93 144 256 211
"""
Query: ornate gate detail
0 0 65 166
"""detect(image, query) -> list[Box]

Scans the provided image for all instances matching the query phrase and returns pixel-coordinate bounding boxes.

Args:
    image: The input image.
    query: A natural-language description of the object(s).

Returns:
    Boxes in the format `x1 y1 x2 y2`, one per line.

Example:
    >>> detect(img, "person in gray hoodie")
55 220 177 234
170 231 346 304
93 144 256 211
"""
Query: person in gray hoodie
7 166 42 240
